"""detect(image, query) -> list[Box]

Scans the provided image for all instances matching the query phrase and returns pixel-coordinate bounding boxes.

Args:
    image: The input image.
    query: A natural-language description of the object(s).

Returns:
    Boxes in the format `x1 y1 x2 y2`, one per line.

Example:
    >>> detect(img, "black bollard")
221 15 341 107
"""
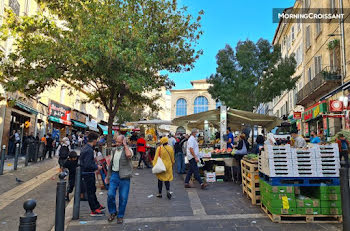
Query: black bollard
55 172 67 231
72 163 81 220
18 199 37 231
0 145 5 175
25 145 29 167
340 160 350 231
14 143 20 170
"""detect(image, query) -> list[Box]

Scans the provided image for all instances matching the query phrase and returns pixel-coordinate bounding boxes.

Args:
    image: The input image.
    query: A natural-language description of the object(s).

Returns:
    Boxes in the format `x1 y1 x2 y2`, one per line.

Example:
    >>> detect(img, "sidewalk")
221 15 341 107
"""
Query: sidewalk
66 169 341 231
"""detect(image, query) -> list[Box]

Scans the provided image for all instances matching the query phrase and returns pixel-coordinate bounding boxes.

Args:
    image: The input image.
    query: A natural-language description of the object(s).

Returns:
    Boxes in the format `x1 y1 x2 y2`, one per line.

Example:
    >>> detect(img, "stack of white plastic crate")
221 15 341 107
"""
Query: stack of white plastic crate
259 145 293 177
292 148 318 177
316 143 340 177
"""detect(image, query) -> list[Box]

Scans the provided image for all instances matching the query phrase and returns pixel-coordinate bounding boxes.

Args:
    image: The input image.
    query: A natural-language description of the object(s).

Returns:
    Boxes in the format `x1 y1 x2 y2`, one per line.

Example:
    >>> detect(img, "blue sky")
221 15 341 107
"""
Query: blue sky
168 0 295 91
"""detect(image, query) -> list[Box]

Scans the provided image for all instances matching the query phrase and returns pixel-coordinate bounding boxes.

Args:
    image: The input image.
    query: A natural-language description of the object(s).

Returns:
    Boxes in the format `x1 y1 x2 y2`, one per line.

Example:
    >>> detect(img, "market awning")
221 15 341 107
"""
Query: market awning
15 100 39 115
128 119 172 125
98 124 115 135
72 120 88 129
172 108 282 131
48 116 72 126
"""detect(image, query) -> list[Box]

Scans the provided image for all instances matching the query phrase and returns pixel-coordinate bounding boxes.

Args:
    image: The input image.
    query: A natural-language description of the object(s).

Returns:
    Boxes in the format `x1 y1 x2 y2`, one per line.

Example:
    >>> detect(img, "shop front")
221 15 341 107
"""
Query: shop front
71 110 88 133
1 97 38 154
302 101 328 137
86 117 99 133
47 100 72 141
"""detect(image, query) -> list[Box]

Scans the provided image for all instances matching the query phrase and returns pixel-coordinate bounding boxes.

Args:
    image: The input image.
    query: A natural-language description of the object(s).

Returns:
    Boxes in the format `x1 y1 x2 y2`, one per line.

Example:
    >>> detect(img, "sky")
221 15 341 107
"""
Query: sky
167 0 295 91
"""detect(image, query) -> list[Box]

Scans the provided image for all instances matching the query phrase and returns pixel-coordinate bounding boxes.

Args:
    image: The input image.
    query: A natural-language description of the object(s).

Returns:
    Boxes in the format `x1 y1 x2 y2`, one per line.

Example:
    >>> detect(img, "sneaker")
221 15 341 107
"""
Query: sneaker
156 194 162 198
90 209 104 217
117 217 123 224
184 184 192 188
108 213 116 222
201 183 208 190
99 205 106 211
167 192 172 200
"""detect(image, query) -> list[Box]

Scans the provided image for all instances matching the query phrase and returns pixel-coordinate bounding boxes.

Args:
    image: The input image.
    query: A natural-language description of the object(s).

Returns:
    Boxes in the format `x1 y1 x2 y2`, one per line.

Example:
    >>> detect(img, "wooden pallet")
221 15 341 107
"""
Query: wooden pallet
241 159 259 173
261 202 342 223
243 184 261 205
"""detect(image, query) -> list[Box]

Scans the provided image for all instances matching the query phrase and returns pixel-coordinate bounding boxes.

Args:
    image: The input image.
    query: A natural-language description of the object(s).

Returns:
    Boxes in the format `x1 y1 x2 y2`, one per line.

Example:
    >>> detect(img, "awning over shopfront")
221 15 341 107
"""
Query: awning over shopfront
48 116 72 126
98 124 115 135
86 118 99 132
128 120 172 125
72 120 88 129
15 100 39 115
172 108 282 131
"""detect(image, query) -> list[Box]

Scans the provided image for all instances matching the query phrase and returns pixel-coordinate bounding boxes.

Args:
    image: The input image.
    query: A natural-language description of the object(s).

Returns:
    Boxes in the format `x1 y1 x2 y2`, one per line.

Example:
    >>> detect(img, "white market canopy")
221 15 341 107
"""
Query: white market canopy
128 119 172 126
172 108 282 131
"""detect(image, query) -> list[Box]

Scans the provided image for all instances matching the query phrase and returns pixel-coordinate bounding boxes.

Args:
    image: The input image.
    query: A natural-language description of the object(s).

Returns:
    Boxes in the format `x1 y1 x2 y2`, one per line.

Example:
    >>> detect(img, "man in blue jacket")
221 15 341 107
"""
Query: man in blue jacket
80 132 105 216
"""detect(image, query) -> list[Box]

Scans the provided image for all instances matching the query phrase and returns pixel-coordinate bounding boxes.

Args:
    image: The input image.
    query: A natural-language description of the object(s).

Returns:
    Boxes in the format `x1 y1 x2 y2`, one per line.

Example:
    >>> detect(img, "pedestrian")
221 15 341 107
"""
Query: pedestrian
46 134 54 158
168 134 176 150
174 136 185 174
153 137 175 199
105 135 133 224
226 127 234 149
291 131 307 148
256 134 265 154
8 130 16 155
80 132 105 216
137 134 150 169
310 131 321 144
336 133 349 167
63 151 79 201
234 133 250 183
57 137 71 169
184 129 208 189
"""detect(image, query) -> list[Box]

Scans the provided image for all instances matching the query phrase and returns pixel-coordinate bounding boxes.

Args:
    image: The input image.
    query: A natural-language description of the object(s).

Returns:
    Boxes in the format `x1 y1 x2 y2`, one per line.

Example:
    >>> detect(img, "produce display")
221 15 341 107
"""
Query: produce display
244 154 258 161
211 148 235 155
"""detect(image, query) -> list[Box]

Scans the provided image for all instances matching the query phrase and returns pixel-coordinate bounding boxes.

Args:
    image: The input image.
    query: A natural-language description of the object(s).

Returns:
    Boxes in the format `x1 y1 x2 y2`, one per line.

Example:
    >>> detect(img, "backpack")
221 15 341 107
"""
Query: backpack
59 145 69 159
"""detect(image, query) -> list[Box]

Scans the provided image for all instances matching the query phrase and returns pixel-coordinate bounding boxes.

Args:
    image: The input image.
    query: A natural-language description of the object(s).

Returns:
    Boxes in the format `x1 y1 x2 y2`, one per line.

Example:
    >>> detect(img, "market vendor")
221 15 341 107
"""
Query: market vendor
226 127 234 149
291 131 307 148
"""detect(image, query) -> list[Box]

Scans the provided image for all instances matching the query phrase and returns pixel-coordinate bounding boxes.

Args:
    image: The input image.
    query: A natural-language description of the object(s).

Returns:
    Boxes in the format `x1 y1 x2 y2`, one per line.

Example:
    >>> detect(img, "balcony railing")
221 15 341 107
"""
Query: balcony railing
296 66 341 106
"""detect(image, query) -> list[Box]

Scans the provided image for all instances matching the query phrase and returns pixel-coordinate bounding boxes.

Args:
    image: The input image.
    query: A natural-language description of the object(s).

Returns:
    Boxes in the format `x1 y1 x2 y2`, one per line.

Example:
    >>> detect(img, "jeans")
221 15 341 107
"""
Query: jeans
8 141 14 155
185 158 203 184
175 152 185 173
107 171 131 218
83 173 100 211
158 179 170 194
138 152 150 167
340 151 349 167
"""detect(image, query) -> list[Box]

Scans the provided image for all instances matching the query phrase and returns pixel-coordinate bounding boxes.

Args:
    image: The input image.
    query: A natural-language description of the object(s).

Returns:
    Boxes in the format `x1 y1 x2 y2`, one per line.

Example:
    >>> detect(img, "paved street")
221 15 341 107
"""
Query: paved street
66 169 342 231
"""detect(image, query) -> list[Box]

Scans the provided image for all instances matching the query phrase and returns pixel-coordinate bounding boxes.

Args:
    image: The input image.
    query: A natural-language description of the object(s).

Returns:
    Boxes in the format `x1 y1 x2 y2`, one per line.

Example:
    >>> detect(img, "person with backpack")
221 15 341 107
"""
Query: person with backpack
63 151 79 201
174 136 185 174
57 137 71 169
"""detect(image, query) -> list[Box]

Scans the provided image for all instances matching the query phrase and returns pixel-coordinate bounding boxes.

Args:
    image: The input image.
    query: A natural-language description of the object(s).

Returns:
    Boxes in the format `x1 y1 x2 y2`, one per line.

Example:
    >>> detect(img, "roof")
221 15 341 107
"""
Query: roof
190 79 207 86
172 108 282 131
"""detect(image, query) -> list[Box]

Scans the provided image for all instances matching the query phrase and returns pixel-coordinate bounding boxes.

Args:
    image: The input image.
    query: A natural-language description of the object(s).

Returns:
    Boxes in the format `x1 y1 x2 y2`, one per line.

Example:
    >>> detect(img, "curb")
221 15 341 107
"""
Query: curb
50 197 74 231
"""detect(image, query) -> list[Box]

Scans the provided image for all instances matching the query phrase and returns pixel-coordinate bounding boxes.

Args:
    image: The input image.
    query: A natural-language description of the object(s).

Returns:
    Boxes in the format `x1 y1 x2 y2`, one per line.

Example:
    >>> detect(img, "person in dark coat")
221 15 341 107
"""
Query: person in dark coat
63 151 79 201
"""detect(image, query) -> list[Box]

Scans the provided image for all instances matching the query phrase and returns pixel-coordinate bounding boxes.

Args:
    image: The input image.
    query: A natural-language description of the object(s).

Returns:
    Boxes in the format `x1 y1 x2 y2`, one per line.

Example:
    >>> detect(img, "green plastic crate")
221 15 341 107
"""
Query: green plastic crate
261 190 295 200
262 193 296 208
263 203 297 215
296 198 320 208
297 207 321 215
318 194 341 201
321 207 342 215
320 200 342 208
260 180 294 194
318 186 341 194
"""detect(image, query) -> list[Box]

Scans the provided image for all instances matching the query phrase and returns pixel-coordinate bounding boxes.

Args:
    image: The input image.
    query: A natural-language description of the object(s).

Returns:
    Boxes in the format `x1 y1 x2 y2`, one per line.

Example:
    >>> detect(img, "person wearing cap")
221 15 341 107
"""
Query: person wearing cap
336 133 350 167
153 137 175 199
291 131 307 148
63 151 79 201
184 128 208 189
57 137 71 168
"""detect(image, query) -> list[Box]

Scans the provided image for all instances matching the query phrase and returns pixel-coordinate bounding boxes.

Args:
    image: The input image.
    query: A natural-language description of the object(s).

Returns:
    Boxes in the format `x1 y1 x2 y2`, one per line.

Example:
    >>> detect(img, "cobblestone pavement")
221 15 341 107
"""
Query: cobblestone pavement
66 169 342 231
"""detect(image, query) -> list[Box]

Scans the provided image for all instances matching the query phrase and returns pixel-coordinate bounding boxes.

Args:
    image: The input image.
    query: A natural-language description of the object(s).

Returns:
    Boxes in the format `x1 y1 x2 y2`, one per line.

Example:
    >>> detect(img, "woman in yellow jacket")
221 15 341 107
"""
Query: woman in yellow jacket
153 137 175 199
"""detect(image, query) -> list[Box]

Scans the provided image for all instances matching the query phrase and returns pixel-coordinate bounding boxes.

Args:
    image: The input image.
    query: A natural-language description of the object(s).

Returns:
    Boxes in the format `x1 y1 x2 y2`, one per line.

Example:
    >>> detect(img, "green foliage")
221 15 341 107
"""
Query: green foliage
208 39 299 111
0 0 203 144
330 130 350 143
328 39 340 50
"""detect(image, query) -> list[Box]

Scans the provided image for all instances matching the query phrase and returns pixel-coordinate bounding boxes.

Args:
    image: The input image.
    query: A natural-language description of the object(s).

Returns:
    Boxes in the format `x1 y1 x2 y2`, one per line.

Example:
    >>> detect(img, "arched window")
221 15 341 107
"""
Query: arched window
176 98 187 116
194 96 208 114
216 100 222 108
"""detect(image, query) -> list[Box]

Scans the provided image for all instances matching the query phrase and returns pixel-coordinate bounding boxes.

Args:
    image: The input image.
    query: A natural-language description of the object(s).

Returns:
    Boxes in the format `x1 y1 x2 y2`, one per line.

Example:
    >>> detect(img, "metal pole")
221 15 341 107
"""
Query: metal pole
55 172 67 231
0 145 6 175
339 0 346 85
340 160 350 230
18 199 37 231
14 143 19 170
25 145 29 167
72 162 81 220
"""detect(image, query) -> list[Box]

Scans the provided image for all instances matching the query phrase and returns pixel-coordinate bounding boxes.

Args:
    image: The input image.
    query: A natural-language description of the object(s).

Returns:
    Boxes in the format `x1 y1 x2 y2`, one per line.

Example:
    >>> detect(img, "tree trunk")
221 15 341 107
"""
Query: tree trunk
107 113 115 147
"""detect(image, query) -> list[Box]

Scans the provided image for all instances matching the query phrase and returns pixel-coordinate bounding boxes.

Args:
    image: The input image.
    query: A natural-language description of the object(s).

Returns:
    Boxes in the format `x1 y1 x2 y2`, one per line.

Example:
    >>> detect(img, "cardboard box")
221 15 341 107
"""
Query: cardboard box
205 172 216 183
296 198 320 208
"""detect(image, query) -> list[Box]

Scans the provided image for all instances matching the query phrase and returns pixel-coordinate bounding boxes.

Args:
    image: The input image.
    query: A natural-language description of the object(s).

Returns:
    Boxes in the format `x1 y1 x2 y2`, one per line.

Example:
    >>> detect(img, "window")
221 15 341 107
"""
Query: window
194 96 208 114
308 67 312 82
304 0 311 10
306 25 311 49
293 88 297 107
295 45 303 67
289 91 293 110
98 108 104 120
315 10 321 35
297 17 302 32
330 49 339 72
60 86 65 104
216 100 222 108
9 0 20 15
80 103 86 113
330 0 336 13
176 98 187 116
298 80 303 91
74 95 80 109
291 26 295 41
314 56 322 75
24 0 30 15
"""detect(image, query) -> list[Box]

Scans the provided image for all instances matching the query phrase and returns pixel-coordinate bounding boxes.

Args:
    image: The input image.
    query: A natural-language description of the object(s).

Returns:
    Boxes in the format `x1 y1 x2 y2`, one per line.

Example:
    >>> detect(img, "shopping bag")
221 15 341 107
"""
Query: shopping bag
152 157 166 174
185 156 189 164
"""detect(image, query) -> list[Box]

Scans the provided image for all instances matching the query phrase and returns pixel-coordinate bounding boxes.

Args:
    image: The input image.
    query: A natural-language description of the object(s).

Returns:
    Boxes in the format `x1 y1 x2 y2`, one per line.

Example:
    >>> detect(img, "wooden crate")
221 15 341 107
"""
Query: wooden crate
261 202 342 223
241 159 260 205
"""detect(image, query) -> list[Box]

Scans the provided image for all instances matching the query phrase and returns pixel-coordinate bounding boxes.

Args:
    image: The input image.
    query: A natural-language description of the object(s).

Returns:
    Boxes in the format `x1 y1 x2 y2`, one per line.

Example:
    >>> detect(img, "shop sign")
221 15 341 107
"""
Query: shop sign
302 102 328 122
48 100 72 125
346 111 350 130
293 112 302 120
323 117 328 131
86 117 99 132
304 123 309 135
71 110 87 123
329 100 343 112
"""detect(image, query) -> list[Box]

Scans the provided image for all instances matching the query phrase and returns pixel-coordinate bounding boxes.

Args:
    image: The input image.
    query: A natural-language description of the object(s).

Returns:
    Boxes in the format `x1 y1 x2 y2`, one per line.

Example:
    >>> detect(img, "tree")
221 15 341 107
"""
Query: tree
208 39 298 111
0 0 203 145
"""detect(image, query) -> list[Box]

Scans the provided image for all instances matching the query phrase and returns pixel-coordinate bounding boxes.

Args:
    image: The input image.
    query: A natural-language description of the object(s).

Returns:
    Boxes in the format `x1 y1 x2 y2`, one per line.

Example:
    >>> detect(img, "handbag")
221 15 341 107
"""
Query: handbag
152 147 166 174
235 140 247 155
